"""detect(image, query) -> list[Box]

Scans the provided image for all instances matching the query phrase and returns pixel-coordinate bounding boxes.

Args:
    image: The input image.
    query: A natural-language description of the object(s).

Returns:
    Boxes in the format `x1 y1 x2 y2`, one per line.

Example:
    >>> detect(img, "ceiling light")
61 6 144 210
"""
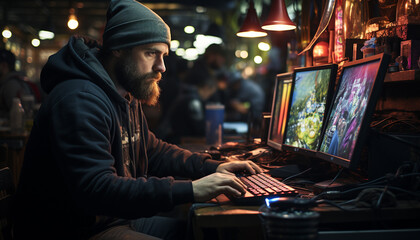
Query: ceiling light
2 27 12 39
262 0 296 31
185 48 199 61
38 30 55 40
175 48 185 57
258 42 271 51
254 55 263 64
170 40 180 51
237 0 267 38
240 50 248 59
67 8 79 30
31 38 40 47
184 26 195 34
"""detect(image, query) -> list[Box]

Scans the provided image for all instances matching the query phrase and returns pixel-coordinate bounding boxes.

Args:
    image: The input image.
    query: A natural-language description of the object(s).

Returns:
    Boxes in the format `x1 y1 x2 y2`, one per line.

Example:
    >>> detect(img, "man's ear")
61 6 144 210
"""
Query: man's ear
112 49 123 58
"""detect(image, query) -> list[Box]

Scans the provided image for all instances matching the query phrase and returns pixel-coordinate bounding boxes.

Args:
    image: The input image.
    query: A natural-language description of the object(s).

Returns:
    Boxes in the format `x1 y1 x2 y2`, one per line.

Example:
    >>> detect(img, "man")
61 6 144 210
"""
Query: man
12 1 261 239
157 75 218 144
225 73 265 123
184 43 228 104
185 43 226 86
0 49 37 118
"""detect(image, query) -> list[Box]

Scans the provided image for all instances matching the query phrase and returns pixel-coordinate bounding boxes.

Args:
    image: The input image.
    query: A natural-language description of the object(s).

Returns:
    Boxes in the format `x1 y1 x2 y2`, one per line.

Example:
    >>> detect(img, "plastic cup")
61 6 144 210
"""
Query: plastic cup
205 104 224 146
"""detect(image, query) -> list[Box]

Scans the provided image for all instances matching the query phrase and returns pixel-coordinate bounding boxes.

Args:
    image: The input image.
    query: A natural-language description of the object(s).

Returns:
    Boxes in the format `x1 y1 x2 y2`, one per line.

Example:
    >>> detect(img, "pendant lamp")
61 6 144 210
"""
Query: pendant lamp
262 0 296 31
236 0 267 38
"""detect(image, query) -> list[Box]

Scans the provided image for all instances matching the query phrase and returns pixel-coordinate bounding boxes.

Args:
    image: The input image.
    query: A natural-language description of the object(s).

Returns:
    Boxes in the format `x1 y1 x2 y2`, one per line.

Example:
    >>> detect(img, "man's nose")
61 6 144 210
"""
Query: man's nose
153 58 166 73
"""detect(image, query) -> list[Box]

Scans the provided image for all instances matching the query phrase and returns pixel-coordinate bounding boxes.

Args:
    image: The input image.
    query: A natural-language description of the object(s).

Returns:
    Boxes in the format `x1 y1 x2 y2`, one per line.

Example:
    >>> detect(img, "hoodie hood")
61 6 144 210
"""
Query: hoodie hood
40 36 124 103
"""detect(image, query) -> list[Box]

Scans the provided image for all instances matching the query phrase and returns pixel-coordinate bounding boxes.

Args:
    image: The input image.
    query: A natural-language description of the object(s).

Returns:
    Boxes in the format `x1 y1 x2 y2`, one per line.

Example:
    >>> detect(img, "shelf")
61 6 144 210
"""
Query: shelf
385 69 419 82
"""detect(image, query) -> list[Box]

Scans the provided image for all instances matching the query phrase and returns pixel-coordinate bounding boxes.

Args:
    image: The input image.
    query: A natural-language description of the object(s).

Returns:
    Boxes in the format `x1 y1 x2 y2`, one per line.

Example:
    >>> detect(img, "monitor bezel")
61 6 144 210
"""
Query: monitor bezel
281 63 338 156
316 53 391 169
266 72 293 152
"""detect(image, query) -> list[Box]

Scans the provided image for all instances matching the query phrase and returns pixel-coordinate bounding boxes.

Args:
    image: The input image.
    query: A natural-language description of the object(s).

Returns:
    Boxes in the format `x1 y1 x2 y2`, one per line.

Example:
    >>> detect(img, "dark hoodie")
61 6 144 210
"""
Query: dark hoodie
12 36 220 239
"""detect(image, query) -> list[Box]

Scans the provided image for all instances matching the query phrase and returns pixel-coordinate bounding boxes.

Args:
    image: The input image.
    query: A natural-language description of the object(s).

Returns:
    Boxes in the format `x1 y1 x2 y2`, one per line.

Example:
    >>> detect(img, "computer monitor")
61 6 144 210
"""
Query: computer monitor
282 64 338 156
317 53 391 169
267 72 293 151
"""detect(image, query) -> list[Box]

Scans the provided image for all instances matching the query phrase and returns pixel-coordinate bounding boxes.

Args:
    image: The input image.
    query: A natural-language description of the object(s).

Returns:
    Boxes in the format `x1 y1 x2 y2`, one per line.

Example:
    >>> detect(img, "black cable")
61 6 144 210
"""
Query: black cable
400 173 420 178
281 167 312 183
328 168 344 186
346 185 420 198
358 175 387 186
370 129 420 153
316 199 352 211
375 185 389 209
338 198 357 206
314 183 420 201
381 119 420 132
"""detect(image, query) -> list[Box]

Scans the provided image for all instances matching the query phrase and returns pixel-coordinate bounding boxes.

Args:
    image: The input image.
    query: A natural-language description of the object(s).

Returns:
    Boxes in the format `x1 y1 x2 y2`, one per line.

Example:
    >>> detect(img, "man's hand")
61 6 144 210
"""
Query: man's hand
216 160 263 175
192 172 247 202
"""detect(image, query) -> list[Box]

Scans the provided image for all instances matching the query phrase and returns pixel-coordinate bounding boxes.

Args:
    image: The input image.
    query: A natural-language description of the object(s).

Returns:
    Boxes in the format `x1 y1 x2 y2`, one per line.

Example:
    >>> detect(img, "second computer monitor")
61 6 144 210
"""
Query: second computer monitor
267 72 293 151
282 64 337 156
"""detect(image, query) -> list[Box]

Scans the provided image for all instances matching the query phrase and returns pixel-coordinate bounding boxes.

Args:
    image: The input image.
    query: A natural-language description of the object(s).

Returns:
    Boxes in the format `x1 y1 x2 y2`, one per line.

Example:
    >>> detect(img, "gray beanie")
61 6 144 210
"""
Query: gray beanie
102 0 171 50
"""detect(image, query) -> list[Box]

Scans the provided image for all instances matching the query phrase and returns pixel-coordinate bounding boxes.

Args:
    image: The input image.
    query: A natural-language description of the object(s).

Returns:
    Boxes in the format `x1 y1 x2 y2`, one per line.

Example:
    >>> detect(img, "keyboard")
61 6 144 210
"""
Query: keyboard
231 173 299 205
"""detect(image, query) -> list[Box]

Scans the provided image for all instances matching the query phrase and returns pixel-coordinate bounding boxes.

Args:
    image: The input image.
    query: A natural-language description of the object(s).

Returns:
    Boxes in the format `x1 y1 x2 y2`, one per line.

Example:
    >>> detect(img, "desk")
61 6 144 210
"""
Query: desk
192 195 420 240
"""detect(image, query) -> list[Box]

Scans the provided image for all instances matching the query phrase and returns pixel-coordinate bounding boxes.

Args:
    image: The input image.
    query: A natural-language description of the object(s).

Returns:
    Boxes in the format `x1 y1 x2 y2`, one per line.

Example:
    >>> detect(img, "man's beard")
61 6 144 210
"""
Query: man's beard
114 55 161 106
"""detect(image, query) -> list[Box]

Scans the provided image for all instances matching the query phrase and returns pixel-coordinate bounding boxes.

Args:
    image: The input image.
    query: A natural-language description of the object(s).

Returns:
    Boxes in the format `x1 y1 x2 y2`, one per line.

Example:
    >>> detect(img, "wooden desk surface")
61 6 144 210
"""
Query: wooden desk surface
193 195 420 240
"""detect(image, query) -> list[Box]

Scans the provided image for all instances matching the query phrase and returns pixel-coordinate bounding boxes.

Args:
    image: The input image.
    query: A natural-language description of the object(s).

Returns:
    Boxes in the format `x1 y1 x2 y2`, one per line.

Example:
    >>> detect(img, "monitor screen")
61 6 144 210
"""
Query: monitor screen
317 53 390 169
282 64 337 155
267 72 293 151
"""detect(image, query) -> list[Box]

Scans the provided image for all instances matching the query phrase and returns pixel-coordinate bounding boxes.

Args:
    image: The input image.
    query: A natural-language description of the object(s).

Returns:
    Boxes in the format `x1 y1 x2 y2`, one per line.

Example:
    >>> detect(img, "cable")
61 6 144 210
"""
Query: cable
358 175 388 186
370 129 420 153
338 198 357 206
313 183 420 202
281 167 312 183
316 199 353 211
400 173 420 178
370 116 394 128
326 168 344 187
375 185 389 209
381 119 420 132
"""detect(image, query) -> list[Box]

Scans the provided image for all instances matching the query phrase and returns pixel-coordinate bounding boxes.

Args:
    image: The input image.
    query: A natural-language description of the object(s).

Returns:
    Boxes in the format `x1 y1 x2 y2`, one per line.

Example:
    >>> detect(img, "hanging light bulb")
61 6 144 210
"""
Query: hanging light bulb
39 30 55 40
31 38 41 47
67 8 79 30
262 0 296 31
237 0 267 38
2 27 12 39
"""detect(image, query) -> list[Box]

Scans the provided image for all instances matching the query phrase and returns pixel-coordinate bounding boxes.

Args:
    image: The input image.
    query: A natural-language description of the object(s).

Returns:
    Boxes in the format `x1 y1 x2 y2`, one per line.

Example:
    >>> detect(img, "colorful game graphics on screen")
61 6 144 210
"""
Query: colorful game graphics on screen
267 73 293 151
282 64 337 155
318 53 391 169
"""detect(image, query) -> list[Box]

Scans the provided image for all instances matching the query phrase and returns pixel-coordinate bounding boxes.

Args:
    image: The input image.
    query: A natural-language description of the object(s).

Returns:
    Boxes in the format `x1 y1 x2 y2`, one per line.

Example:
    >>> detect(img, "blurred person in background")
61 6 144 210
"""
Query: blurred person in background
225 72 265 124
0 49 40 118
156 74 218 144
184 43 227 86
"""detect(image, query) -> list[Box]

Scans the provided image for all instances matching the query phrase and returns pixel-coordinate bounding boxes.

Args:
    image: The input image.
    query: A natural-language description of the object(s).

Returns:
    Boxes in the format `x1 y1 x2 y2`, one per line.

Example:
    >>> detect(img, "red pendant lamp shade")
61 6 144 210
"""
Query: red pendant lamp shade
237 0 267 38
262 0 296 31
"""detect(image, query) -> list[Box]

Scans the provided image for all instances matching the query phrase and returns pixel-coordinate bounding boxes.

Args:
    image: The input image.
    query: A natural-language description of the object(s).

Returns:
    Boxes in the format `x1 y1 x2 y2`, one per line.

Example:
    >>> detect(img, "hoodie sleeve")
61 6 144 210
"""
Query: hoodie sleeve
49 81 199 219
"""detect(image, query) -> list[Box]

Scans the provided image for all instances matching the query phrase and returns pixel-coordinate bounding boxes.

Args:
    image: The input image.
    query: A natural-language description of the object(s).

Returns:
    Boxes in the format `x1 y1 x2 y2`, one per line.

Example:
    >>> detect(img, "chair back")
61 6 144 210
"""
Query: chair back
0 167 15 240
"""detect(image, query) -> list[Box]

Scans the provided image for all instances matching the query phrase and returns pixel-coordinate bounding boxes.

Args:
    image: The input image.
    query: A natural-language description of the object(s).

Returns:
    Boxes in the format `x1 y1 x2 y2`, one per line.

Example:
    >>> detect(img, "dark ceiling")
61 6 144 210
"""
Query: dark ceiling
1 0 242 45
